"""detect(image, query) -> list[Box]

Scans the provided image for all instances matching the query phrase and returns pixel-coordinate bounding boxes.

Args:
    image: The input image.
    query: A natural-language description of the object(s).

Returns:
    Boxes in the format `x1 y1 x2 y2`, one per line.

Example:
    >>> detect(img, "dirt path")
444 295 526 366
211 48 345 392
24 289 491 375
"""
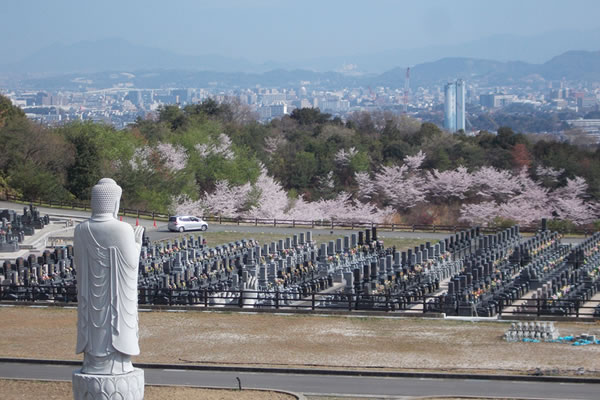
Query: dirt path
1 306 599 375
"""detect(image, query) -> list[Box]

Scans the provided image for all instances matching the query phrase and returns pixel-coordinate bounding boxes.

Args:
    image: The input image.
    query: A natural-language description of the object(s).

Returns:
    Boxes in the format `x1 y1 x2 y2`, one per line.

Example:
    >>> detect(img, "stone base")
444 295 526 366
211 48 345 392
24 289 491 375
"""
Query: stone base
72 368 144 400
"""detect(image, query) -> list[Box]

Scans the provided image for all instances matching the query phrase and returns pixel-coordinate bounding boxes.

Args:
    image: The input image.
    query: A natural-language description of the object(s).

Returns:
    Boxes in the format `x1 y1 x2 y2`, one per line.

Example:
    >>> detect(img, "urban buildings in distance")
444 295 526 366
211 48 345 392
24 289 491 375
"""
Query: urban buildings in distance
444 79 466 133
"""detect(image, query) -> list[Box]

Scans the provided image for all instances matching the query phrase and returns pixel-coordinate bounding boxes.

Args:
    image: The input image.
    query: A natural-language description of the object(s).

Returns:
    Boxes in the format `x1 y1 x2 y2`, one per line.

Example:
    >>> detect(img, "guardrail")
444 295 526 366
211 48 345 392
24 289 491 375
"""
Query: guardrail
1 284 599 319
1 192 593 235
0 284 431 313
497 297 600 319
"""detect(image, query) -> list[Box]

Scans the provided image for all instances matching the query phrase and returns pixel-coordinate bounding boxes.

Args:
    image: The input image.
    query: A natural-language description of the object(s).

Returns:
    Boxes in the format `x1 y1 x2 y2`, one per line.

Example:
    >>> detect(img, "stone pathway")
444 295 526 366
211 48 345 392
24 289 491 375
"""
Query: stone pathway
580 291 600 316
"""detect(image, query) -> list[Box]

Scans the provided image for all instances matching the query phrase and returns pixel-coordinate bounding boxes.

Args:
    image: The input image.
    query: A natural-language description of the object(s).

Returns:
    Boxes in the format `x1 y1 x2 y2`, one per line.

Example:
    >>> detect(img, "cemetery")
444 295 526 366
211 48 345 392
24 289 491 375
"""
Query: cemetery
1 219 600 319
0 205 50 252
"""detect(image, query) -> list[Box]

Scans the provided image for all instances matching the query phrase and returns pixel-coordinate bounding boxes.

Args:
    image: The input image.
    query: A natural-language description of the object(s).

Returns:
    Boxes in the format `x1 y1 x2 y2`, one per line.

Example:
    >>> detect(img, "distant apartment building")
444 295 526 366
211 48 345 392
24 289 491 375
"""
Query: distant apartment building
317 98 350 113
171 89 190 104
480 93 516 108
36 92 51 106
567 119 600 134
566 118 600 143
549 87 569 100
270 102 288 118
257 106 271 120
577 96 598 111
261 93 287 105
444 79 465 132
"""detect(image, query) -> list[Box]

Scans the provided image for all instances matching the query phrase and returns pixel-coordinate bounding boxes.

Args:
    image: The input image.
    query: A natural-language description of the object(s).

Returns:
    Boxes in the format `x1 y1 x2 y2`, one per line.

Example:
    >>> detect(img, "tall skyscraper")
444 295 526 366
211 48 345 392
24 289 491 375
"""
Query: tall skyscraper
455 79 465 132
444 82 456 132
444 79 466 132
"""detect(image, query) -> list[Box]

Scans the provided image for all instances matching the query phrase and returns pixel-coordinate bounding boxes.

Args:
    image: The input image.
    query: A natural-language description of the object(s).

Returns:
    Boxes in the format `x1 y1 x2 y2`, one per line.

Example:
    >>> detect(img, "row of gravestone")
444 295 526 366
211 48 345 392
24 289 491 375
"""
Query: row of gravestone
509 232 600 317
433 227 565 316
1 225 470 310
310 226 489 312
0 223 513 310
433 226 600 318
3 221 599 317
0 245 75 301
0 205 50 253
419 225 522 316
135 228 410 307
136 231 322 306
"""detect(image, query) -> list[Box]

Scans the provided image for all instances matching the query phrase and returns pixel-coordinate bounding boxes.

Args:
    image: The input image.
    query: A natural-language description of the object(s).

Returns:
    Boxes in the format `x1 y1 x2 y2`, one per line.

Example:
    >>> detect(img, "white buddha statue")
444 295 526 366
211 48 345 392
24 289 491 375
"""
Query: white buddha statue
74 178 144 375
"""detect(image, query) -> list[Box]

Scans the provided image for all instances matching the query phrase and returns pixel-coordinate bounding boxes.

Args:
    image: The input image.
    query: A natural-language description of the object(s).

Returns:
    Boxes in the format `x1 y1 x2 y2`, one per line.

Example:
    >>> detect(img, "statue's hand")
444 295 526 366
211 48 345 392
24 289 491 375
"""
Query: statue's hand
134 226 144 245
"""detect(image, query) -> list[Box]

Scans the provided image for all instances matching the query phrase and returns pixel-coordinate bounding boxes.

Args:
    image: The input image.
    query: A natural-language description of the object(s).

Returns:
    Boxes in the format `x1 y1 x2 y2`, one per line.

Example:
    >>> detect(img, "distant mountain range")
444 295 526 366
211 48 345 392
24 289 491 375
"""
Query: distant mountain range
2 29 600 77
13 49 600 91
303 29 600 72
0 38 260 76
375 50 600 87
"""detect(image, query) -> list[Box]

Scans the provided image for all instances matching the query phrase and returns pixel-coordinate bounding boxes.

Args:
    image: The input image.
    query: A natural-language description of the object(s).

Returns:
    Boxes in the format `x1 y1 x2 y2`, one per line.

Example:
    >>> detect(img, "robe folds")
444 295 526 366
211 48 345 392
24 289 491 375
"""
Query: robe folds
75 220 140 357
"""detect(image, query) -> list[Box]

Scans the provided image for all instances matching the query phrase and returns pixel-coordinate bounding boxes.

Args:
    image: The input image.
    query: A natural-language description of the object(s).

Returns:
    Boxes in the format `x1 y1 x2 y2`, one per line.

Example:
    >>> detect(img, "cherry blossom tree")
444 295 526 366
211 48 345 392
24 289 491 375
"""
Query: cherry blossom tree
171 193 203 216
426 166 474 200
404 150 426 170
459 201 501 225
245 167 289 219
460 168 551 225
201 180 251 217
214 134 234 159
285 196 327 222
129 146 152 171
310 192 353 220
287 192 392 223
195 133 234 160
513 167 550 206
553 176 588 199
496 199 550 225
374 164 426 209
354 171 376 201
321 171 335 189
551 177 596 224
536 165 564 182
343 200 394 223
460 198 550 226
334 147 358 166
156 142 188 171
471 166 521 201
552 197 596 225
264 135 286 155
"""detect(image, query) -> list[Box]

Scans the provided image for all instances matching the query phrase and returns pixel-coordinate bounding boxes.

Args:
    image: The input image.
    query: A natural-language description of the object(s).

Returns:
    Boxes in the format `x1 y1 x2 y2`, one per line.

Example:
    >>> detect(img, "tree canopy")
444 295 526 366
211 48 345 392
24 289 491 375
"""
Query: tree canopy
1 99 599 229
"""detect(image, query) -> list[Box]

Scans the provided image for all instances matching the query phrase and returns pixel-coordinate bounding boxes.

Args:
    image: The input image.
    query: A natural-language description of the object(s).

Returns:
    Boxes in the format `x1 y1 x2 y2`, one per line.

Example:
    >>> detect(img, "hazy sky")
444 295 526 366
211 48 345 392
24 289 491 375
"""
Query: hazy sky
2 0 600 63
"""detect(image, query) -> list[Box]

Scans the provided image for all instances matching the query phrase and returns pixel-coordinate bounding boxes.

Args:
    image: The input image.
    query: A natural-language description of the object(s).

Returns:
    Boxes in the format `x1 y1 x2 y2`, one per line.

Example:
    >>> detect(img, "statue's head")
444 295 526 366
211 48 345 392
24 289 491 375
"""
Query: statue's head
91 178 122 218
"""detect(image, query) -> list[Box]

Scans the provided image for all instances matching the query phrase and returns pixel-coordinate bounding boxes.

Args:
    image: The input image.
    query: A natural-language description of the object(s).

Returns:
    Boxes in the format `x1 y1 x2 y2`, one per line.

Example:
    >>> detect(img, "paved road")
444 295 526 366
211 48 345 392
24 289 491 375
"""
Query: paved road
0 201 462 243
0 201 585 245
0 362 596 399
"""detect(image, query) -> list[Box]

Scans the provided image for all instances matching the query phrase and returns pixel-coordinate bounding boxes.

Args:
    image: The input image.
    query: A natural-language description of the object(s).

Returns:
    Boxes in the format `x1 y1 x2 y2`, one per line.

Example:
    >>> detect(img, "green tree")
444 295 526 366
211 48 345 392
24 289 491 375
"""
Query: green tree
66 134 102 199
132 117 171 143
289 108 331 125
0 95 25 128
158 105 187 130
9 162 71 201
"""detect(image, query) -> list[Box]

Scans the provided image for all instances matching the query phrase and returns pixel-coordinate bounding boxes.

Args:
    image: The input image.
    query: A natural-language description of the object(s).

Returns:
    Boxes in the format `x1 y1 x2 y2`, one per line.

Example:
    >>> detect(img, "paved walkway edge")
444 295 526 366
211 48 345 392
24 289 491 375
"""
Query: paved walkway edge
0 376 305 399
1 358 599 385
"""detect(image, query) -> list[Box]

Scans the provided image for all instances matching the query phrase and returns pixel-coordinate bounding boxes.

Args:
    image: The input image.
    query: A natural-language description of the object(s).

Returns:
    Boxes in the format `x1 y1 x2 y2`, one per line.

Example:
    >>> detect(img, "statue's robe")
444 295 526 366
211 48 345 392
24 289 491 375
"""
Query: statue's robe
75 218 140 374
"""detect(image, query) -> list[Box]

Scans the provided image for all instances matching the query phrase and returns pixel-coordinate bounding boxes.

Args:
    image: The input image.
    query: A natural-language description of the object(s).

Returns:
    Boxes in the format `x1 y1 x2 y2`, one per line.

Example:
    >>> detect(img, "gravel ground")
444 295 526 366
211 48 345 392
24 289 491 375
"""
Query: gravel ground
0 379 295 400
1 306 599 376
